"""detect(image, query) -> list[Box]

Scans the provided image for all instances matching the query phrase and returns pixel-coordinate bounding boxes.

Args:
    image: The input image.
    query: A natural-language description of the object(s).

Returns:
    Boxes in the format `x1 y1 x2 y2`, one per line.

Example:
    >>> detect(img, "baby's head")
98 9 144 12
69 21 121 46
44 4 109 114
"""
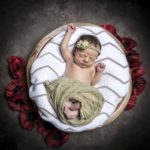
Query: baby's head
73 35 101 68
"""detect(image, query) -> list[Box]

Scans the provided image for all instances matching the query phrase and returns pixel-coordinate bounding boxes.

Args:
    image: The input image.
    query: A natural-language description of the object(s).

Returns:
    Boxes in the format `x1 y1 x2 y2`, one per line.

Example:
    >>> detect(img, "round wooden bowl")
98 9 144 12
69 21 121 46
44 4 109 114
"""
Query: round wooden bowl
26 23 132 126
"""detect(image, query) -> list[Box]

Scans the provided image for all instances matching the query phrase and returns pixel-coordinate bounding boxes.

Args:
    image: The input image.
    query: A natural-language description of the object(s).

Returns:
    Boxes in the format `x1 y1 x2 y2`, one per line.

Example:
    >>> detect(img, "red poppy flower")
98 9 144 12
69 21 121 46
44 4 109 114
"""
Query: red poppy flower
37 119 55 137
19 109 39 130
125 89 137 110
5 79 27 98
133 77 146 96
131 66 145 79
127 50 141 69
127 49 140 64
121 37 137 51
45 129 69 148
100 24 117 35
7 56 25 79
7 94 31 112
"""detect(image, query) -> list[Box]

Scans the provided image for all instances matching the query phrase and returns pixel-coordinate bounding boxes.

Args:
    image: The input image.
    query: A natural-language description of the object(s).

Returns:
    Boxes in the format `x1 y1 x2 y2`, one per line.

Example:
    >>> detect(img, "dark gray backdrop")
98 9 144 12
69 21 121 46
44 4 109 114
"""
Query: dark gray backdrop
0 0 149 150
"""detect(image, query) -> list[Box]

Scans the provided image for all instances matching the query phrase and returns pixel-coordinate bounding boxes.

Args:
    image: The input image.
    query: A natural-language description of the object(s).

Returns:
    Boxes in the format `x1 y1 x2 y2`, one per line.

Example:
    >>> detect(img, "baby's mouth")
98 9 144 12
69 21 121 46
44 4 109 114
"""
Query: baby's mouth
81 63 88 67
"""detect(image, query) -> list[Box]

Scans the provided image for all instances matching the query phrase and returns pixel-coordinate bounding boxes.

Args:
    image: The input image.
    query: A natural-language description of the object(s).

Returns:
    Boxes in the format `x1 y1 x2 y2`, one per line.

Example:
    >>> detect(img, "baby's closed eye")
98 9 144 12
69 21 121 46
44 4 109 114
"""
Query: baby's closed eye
89 57 95 61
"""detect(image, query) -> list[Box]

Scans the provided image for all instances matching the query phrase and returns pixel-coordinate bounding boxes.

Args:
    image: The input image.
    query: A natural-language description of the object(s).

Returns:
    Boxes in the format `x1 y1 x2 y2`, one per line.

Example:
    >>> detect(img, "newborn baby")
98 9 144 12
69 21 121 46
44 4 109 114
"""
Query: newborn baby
61 24 105 120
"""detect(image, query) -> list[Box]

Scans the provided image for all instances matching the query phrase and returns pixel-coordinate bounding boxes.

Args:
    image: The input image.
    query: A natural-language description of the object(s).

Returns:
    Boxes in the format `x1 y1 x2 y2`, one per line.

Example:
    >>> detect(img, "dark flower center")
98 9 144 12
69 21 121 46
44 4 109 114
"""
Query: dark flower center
16 99 24 105
44 122 53 130
124 42 130 49
13 85 21 94
28 112 37 122
15 64 20 70
54 131 62 140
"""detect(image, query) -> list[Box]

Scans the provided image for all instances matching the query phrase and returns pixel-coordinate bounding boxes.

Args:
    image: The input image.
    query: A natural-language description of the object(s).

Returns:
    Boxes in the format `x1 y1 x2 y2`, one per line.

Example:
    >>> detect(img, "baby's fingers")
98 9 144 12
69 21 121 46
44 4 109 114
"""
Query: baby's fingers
100 63 105 68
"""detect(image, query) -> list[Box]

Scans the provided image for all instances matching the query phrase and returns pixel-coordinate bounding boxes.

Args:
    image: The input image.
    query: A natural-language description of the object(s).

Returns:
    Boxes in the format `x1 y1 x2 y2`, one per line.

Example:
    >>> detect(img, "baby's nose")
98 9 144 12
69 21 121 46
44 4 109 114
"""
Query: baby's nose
83 57 89 63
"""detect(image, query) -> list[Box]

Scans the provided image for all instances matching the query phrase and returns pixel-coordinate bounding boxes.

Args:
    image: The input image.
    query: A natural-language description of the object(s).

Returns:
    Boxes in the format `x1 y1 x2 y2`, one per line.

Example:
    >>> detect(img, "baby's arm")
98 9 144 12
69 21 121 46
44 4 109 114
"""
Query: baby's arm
60 24 76 61
91 63 105 86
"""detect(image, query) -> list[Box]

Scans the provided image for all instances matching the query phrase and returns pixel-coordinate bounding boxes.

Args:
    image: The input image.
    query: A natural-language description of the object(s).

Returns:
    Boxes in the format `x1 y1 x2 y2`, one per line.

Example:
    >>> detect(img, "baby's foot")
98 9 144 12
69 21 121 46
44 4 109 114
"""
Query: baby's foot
64 106 79 119
96 63 105 73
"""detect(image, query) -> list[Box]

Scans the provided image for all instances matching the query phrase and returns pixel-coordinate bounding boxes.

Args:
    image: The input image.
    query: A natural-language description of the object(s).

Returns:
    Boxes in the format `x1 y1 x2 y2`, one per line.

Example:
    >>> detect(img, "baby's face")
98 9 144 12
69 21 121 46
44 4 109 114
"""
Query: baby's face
73 48 98 68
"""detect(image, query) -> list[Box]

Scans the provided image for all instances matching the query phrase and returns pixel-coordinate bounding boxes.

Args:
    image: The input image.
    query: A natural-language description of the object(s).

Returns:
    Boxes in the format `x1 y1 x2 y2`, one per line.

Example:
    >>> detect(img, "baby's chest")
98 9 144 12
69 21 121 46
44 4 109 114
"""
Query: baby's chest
69 64 93 78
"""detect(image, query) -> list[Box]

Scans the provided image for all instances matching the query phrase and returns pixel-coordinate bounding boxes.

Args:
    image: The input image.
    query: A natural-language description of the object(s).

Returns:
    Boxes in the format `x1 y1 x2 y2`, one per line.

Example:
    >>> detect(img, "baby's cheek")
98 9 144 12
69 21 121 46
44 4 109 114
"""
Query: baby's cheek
79 58 83 62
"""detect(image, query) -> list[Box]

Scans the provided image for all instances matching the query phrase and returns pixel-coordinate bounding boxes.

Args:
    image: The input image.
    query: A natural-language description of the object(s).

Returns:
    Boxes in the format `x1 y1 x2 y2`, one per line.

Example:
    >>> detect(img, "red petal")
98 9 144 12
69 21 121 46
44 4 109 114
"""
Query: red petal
7 56 24 67
131 66 145 79
45 130 61 148
127 49 139 57
7 94 31 112
133 77 146 95
59 132 70 145
125 89 137 110
19 112 34 130
7 56 25 79
122 37 137 51
130 61 142 70
127 50 140 64
7 100 30 112
15 71 25 79
5 90 14 97
8 94 27 102
125 98 136 110
100 24 117 35
37 119 54 137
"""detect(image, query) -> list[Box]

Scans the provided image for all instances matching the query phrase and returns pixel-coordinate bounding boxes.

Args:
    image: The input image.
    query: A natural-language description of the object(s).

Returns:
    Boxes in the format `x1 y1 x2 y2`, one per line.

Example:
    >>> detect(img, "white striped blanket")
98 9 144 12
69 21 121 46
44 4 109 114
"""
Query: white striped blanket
29 25 130 132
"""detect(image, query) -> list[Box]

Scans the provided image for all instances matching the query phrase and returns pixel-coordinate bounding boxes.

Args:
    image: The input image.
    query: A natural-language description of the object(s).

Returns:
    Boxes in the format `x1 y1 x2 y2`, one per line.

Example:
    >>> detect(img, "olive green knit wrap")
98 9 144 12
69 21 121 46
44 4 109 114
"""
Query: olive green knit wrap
44 77 104 126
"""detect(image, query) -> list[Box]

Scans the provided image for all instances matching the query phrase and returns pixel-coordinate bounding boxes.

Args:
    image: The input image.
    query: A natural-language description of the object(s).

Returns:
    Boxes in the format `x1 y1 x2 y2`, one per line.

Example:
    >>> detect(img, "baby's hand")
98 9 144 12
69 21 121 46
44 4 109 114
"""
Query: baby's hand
96 63 105 73
67 23 76 34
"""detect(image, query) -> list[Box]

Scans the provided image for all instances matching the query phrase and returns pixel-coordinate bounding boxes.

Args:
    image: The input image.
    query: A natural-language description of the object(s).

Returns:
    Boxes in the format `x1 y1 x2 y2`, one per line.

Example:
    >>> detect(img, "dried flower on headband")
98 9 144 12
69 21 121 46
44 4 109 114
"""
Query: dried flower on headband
76 40 89 50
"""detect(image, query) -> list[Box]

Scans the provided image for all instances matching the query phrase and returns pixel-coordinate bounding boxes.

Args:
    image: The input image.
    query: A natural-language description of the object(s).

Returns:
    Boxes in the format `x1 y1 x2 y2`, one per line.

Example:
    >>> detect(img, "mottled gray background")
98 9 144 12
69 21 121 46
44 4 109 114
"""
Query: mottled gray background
0 0 150 150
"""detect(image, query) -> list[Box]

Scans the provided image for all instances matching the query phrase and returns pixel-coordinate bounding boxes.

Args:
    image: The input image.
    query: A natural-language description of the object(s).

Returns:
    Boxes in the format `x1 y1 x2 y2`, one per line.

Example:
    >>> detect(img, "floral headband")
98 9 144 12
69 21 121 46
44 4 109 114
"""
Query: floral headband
76 40 101 55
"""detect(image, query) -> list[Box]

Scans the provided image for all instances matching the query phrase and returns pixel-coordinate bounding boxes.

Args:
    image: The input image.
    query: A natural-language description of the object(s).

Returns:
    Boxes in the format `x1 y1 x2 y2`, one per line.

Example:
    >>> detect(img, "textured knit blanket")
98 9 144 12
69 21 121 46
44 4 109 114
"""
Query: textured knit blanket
44 77 104 126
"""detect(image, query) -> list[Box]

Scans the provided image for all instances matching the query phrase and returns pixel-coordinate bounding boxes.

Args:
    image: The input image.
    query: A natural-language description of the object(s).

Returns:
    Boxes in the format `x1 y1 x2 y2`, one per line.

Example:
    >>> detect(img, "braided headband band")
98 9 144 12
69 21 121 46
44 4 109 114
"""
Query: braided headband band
76 40 101 55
